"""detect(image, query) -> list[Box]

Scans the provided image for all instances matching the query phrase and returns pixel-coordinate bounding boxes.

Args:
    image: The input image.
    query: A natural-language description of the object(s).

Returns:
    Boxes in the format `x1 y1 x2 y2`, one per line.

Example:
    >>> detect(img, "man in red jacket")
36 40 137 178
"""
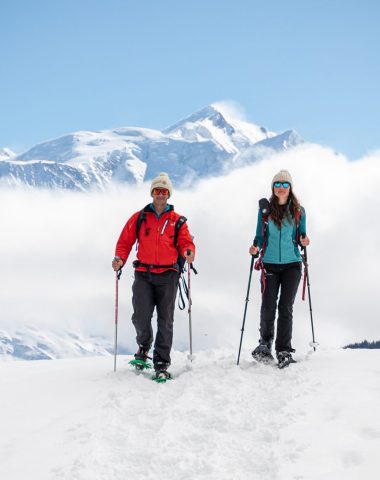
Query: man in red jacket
112 172 195 379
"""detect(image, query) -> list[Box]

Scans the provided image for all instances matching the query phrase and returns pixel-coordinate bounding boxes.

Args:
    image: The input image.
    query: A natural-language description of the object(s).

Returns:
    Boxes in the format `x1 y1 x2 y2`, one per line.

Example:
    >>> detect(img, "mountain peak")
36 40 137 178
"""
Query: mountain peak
163 104 274 149
0 147 16 161
163 104 234 134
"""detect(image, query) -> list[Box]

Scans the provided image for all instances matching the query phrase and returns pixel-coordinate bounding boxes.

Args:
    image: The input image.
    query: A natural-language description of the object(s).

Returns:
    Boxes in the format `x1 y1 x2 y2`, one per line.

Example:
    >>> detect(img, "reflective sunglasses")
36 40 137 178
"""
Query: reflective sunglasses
152 188 169 195
273 181 290 189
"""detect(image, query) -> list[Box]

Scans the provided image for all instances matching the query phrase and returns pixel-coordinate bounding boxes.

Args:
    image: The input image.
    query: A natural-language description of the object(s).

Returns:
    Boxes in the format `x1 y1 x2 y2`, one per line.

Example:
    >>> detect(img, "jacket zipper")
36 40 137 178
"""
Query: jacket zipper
161 219 169 235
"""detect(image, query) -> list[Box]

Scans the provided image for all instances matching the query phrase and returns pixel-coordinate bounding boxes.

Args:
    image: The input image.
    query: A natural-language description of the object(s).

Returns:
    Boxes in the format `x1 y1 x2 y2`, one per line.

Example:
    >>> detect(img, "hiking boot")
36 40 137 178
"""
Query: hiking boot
252 343 274 363
134 346 151 362
154 369 172 381
153 360 171 380
154 360 170 373
276 351 296 369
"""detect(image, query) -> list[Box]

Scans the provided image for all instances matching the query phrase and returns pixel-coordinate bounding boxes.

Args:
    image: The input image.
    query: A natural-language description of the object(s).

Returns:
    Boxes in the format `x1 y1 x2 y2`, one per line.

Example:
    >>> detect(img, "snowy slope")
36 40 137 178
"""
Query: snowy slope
0 348 378 480
0 327 125 360
0 105 303 190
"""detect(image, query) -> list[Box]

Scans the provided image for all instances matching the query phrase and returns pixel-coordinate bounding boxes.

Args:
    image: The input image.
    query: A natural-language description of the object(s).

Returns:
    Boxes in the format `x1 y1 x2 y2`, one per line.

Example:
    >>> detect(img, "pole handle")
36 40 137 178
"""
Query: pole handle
251 238 260 259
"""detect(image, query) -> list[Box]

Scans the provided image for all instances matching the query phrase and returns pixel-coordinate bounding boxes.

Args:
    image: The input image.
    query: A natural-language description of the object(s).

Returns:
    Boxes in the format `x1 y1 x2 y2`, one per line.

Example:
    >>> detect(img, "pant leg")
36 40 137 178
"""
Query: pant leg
152 270 179 365
275 262 302 352
131 271 155 350
259 265 281 348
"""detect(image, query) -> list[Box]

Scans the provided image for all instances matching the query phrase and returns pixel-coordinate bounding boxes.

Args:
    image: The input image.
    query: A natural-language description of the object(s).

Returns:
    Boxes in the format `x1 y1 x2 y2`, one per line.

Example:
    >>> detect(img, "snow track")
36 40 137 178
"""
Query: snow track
0 349 379 479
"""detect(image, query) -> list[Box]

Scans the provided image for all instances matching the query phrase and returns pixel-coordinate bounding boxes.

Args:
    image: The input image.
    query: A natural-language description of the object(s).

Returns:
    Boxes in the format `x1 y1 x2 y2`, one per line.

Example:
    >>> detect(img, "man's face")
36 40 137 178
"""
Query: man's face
152 188 170 204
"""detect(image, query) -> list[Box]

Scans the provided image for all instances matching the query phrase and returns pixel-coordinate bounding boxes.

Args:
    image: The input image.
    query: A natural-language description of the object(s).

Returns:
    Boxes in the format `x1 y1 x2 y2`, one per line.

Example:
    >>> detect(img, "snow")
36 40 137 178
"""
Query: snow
0 348 379 479
0 147 16 161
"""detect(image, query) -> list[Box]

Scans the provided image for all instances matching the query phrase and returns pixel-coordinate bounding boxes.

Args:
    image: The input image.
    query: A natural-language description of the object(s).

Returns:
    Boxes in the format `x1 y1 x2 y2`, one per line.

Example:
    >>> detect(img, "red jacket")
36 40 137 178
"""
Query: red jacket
115 204 195 274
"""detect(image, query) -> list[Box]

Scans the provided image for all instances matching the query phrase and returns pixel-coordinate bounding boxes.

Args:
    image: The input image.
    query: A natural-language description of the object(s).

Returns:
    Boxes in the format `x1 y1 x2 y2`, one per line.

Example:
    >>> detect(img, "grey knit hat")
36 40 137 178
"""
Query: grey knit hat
272 169 293 188
150 172 173 198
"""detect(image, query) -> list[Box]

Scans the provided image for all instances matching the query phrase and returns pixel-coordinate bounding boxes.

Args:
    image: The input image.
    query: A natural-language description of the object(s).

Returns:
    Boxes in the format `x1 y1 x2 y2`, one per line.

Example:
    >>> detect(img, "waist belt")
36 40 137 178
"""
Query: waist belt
133 260 179 279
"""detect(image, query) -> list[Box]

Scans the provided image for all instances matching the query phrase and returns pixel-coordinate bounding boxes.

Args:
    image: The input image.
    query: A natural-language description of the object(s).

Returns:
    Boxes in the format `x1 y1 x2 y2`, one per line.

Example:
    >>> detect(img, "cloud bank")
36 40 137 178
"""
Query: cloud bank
1 143 379 356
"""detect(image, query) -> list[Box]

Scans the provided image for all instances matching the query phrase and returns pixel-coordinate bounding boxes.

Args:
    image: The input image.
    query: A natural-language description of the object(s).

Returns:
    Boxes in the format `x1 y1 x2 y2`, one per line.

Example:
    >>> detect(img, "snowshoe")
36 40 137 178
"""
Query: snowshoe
252 343 274 364
152 360 172 383
129 359 153 370
277 351 296 369
152 370 172 383
129 346 152 370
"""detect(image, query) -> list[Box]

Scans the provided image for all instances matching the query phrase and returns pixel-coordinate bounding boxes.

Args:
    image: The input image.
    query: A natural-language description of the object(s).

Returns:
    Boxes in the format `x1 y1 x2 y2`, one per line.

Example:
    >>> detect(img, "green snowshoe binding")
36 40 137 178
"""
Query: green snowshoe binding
129 359 153 370
129 346 153 370
152 361 172 383
152 370 172 383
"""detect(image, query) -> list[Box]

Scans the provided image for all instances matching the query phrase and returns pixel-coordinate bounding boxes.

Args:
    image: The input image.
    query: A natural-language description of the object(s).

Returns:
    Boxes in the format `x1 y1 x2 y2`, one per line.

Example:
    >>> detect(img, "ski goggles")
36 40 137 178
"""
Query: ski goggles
273 181 290 189
152 188 170 196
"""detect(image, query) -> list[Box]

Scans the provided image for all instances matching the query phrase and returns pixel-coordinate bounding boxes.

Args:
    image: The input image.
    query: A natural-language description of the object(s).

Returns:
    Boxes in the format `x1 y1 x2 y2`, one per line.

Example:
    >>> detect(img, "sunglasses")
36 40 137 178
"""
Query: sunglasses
273 182 290 189
152 188 169 196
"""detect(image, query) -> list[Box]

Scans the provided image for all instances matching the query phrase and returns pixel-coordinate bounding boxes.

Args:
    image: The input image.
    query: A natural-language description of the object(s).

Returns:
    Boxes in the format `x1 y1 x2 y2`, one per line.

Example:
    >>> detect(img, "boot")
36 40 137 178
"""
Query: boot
252 342 274 363
276 351 296 369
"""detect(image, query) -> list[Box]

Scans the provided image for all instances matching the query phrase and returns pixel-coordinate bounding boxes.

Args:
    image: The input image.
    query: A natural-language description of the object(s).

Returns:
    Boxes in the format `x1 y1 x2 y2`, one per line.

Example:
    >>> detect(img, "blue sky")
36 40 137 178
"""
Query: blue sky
1 0 379 159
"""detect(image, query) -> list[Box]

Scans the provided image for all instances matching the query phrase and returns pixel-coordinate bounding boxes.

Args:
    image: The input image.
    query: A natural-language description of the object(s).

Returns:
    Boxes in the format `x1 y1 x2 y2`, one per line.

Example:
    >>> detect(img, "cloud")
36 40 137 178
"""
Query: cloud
1 143 379 356
211 100 248 122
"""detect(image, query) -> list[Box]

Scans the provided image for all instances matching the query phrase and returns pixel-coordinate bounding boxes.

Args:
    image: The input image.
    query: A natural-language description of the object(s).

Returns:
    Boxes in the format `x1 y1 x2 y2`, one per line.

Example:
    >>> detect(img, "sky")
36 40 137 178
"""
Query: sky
1 0 380 159
1 145 379 351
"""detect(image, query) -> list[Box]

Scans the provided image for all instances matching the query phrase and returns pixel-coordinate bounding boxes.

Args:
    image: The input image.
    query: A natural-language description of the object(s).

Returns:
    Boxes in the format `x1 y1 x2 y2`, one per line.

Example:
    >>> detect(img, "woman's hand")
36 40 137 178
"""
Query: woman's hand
300 235 310 247
249 245 259 256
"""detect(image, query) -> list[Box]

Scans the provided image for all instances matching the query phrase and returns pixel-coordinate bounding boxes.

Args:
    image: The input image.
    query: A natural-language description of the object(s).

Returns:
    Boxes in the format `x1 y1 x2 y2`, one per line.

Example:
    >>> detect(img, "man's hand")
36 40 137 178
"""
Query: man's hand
112 257 124 271
184 249 195 264
300 236 310 247
249 245 259 256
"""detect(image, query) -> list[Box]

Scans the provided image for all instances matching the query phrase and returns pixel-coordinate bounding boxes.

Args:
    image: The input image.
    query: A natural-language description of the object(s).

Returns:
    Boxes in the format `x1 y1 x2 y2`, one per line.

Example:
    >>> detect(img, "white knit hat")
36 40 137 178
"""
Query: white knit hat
150 172 173 198
272 169 293 188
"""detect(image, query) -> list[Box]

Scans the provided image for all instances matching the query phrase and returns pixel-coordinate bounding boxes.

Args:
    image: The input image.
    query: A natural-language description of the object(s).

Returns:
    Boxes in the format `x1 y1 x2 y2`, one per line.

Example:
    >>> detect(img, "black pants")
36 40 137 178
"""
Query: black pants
131 270 179 365
259 262 302 353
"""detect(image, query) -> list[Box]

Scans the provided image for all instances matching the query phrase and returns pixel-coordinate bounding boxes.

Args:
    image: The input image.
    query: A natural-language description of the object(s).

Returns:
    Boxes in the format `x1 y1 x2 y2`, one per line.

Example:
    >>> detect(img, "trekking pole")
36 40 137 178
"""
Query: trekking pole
301 236 318 352
114 264 123 372
237 239 259 365
186 249 195 362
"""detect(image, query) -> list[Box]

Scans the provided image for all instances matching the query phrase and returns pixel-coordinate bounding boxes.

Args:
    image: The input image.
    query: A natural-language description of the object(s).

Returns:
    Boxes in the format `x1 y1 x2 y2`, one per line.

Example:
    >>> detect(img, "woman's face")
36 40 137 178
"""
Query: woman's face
273 181 290 204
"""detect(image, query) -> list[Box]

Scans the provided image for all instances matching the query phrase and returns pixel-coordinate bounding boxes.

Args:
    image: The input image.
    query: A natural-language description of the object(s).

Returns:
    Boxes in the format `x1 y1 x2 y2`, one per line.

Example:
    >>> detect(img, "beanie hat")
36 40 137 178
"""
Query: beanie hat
150 172 173 198
272 169 293 188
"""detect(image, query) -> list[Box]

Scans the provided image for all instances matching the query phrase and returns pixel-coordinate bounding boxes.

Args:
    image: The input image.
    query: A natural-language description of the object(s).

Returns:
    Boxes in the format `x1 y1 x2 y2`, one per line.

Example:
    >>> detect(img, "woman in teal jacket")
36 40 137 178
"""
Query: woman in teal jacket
249 170 310 368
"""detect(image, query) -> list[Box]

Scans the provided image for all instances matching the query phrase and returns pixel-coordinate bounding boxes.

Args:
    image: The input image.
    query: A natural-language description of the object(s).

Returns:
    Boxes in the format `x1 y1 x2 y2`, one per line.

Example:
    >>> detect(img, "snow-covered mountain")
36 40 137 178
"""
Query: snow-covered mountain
0 147 16 161
0 105 303 191
0 327 128 360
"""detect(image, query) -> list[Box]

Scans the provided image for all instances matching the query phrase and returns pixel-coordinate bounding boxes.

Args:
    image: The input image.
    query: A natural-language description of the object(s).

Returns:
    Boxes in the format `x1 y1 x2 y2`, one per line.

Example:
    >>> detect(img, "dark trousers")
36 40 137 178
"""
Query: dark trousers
260 262 302 353
131 270 179 365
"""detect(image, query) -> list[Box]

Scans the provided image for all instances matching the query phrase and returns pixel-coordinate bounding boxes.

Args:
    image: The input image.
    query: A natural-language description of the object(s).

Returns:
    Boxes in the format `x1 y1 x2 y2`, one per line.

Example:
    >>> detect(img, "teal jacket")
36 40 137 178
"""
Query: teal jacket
254 206 306 264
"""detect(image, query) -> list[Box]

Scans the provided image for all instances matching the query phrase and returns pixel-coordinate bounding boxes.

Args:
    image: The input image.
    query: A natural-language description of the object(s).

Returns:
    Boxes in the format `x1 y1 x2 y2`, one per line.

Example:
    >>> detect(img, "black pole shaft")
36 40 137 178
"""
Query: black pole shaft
237 256 255 365
303 248 316 351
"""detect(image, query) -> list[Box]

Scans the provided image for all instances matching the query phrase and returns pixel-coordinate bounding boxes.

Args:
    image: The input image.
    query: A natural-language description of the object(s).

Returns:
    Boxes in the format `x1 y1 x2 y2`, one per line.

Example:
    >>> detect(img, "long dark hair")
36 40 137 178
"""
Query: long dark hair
269 189 301 229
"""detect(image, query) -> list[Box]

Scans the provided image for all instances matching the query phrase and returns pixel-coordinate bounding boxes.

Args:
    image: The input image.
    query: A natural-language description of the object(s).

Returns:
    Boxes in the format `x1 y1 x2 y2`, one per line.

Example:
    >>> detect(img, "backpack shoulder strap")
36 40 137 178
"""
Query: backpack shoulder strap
174 215 187 246
294 206 303 245
259 198 270 254
136 209 146 240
